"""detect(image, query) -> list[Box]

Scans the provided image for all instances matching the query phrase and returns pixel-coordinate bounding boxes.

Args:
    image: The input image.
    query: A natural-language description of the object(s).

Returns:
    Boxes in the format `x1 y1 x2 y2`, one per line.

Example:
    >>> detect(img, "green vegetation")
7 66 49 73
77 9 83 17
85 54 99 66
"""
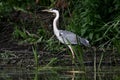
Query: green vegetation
0 0 120 80
67 0 120 47
1 0 120 48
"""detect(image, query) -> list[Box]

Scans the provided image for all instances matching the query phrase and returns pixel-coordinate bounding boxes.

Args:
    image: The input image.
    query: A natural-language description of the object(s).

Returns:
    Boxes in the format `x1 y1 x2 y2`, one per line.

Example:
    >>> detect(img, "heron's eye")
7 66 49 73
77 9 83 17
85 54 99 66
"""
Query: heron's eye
50 8 57 11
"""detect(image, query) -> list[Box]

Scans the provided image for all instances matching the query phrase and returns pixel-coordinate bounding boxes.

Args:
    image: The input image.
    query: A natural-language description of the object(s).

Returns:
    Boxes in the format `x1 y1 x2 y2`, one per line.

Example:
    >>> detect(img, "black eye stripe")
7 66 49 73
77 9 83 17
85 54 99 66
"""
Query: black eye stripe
50 8 57 10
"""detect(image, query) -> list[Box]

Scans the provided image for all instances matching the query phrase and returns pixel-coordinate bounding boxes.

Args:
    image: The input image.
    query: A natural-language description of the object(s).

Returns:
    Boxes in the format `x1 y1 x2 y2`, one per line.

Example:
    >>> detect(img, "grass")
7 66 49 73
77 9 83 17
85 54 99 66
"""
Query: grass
113 39 120 54
1 0 120 49
73 45 85 69
66 0 120 47
0 0 120 80
32 47 38 68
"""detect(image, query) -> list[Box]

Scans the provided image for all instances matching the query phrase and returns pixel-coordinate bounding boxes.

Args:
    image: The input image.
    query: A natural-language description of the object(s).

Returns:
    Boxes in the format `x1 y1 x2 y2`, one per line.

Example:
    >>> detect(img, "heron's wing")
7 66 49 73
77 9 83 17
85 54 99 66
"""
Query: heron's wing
59 30 78 44
59 30 90 46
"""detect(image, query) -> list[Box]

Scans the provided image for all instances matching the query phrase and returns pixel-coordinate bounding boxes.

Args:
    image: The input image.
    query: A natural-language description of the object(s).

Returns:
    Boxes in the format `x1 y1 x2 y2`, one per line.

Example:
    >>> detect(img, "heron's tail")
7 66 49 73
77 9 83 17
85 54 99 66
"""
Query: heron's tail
79 37 90 47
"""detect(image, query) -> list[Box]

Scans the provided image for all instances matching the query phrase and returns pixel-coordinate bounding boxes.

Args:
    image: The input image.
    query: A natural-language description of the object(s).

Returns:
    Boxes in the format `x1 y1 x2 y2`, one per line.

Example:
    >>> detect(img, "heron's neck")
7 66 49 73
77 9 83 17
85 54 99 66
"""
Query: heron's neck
53 11 59 36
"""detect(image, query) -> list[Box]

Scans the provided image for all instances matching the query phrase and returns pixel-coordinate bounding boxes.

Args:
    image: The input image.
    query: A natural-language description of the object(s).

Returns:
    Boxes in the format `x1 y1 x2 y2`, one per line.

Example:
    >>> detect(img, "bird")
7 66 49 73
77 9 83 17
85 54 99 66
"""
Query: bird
42 8 90 59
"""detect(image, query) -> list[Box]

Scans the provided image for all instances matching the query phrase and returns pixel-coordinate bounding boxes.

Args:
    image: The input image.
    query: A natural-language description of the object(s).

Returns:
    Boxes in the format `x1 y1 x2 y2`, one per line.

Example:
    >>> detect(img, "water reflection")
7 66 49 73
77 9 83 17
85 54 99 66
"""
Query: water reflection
0 66 120 80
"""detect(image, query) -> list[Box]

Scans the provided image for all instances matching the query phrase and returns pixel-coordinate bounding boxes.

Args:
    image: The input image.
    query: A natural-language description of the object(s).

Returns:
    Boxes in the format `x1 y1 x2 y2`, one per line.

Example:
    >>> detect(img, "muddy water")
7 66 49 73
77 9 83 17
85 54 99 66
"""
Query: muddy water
0 66 120 80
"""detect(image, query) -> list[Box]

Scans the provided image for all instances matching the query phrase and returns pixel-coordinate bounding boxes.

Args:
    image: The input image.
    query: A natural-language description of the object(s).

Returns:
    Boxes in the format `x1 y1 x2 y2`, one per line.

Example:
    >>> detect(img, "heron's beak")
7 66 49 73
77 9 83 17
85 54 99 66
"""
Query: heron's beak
42 9 50 12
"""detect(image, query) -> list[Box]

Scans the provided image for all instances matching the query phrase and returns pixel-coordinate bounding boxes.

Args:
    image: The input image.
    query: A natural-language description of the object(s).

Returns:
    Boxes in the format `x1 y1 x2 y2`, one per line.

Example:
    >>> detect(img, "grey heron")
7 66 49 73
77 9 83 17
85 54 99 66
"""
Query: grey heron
42 9 90 59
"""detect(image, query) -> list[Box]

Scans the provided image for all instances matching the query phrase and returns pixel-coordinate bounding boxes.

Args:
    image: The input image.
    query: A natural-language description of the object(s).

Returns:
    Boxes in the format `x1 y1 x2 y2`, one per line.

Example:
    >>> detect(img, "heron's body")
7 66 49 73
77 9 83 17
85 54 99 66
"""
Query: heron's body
58 30 79 44
42 9 90 59
58 30 89 46
52 9 89 46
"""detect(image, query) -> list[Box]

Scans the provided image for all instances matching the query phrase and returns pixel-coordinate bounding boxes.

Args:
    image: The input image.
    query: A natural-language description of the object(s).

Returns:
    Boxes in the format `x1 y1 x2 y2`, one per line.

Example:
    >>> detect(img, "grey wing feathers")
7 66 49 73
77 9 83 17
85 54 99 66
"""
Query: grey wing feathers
59 30 90 46
59 30 79 44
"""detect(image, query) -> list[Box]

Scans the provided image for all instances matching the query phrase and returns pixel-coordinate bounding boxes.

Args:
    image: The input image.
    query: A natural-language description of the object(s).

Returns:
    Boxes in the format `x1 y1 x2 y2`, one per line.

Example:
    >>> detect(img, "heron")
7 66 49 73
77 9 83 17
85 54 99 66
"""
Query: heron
42 8 90 59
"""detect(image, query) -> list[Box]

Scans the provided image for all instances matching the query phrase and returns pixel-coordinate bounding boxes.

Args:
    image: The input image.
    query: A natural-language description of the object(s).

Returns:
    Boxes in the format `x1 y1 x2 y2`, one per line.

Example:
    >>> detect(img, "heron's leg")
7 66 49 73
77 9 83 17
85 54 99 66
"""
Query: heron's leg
72 68 75 80
68 45 75 59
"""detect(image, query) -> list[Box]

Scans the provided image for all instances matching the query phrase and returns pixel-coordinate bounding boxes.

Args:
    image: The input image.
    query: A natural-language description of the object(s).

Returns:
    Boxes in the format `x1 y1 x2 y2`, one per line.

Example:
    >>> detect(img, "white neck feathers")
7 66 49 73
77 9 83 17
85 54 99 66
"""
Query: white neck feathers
53 10 59 36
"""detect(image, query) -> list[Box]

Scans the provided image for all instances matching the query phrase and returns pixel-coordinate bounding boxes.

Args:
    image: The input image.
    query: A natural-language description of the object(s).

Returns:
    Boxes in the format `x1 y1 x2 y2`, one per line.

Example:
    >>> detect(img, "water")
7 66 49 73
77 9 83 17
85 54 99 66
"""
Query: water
0 66 120 80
